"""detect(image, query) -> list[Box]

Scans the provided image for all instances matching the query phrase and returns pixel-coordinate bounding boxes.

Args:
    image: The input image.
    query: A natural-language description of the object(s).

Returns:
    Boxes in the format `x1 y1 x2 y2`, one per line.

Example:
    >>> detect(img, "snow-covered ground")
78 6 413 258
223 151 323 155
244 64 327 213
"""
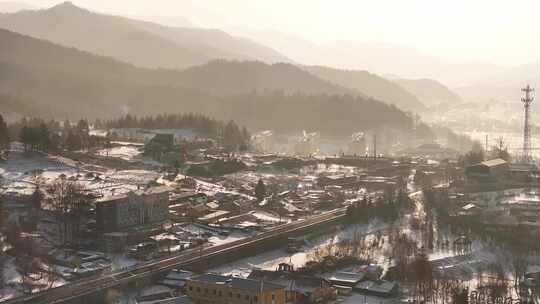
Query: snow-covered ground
0 258 23 301
250 211 290 223
0 152 77 182
110 254 138 272
96 146 142 161
1 151 161 202
208 232 248 247
209 219 388 278
161 173 255 200
0 256 68 302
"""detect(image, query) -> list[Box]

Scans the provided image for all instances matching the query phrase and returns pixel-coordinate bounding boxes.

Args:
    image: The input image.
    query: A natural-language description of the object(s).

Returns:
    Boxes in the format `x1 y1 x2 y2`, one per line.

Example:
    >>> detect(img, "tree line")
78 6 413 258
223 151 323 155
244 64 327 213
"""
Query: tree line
105 113 251 151
6 116 109 153
1 112 251 153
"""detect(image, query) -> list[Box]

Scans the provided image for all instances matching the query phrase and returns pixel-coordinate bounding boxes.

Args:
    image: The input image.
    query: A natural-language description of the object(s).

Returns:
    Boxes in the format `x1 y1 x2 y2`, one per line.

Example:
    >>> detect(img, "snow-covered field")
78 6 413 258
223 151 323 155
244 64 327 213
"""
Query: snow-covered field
0 151 162 203
0 152 77 182
0 256 68 302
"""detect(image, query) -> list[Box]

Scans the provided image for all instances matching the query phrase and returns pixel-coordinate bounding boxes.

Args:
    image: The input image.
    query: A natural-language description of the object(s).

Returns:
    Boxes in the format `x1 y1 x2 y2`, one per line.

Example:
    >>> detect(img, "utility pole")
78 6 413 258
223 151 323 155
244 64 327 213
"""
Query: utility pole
522 84 534 163
373 133 377 159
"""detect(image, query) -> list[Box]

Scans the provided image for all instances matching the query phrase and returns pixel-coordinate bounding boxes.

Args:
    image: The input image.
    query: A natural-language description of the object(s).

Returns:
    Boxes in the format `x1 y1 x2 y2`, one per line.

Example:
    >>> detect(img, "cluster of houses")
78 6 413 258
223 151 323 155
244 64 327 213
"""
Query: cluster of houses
429 157 540 234
134 262 398 304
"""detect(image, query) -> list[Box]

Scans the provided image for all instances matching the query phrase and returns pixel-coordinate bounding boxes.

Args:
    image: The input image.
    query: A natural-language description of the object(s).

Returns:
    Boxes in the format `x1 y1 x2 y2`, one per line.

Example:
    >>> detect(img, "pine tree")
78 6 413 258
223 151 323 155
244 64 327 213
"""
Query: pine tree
30 187 44 210
255 179 267 201
38 123 51 151
0 114 9 150
0 196 4 231
66 131 82 151
20 125 31 152
76 119 89 135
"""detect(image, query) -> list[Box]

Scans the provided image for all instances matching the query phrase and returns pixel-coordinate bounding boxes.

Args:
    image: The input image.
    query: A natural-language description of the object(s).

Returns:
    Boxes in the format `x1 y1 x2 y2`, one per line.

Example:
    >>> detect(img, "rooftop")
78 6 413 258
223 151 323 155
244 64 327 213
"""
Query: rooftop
189 274 284 292
97 186 172 203
480 158 507 168
326 271 365 283
142 186 173 195
355 280 398 294
248 269 327 292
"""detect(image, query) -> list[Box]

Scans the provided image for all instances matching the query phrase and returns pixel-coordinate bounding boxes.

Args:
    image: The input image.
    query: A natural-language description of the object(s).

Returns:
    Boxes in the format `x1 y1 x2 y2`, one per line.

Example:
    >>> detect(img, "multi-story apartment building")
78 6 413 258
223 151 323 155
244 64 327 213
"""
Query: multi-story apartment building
96 186 171 233
348 132 366 156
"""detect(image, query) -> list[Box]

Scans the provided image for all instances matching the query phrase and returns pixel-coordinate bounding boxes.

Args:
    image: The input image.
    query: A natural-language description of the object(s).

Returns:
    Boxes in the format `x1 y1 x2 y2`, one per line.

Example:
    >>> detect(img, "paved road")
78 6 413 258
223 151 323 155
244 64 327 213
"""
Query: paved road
5 208 347 304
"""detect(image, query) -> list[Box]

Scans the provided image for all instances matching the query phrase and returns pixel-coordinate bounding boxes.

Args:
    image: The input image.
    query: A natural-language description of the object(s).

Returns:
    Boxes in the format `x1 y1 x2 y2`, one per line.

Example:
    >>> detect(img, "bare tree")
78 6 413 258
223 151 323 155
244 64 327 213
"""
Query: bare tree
408 250 434 302
490 137 510 161
0 254 5 291
47 179 86 215
511 253 528 289
47 179 88 246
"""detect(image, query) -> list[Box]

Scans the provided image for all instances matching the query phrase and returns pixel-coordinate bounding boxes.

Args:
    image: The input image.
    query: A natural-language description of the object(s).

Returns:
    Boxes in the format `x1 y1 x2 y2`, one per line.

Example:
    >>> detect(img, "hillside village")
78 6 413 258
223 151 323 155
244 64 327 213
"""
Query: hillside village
1 1 540 304
0 112 539 304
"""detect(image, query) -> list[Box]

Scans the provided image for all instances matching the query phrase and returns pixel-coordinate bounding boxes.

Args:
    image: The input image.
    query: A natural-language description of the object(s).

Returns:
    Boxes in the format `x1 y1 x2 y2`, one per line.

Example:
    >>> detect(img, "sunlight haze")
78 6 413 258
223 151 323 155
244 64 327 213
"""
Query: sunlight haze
19 0 540 68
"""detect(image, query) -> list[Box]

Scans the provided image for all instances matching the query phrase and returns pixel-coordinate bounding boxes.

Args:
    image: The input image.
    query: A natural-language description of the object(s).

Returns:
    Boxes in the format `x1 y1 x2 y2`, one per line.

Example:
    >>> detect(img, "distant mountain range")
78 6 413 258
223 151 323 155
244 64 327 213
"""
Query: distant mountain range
129 15 195 28
391 78 462 107
455 62 540 102
0 27 342 115
0 28 417 136
304 66 425 110
2 1 518 108
234 29 506 89
0 2 470 113
0 1 36 13
175 60 352 96
0 1 290 69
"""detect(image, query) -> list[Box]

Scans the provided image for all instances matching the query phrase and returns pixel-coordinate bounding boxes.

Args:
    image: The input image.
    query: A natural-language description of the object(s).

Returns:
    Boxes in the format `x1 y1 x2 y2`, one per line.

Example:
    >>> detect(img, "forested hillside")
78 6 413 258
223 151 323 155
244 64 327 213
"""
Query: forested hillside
393 78 462 106
304 65 424 110
0 28 419 137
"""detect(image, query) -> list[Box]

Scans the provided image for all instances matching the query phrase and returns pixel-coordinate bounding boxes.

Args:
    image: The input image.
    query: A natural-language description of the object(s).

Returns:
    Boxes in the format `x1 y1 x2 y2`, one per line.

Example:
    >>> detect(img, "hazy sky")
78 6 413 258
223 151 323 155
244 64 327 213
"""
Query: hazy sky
22 0 540 67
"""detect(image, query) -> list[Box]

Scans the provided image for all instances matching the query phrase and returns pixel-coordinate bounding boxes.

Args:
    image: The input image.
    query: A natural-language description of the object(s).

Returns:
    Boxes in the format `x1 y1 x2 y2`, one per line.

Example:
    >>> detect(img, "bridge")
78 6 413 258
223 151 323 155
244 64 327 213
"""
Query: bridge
5 208 347 304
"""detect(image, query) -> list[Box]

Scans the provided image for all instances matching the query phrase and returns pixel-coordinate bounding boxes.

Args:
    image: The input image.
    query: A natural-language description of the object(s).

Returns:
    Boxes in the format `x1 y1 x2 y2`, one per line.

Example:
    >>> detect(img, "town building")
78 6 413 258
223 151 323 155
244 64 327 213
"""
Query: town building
354 280 399 297
508 163 540 183
252 130 274 153
96 186 171 233
465 158 509 183
110 128 199 143
396 143 459 160
248 264 336 304
185 273 286 304
325 272 365 287
294 132 319 156
145 134 175 160
170 192 209 205
347 132 366 156
136 292 194 304
159 269 195 291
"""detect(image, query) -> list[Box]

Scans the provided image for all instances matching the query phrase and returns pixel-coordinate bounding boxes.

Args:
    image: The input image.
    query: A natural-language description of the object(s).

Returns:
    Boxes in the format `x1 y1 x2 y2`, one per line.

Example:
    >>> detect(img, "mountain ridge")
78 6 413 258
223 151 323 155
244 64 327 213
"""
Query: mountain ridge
0 28 416 137
303 65 425 111
0 2 290 69
392 78 462 107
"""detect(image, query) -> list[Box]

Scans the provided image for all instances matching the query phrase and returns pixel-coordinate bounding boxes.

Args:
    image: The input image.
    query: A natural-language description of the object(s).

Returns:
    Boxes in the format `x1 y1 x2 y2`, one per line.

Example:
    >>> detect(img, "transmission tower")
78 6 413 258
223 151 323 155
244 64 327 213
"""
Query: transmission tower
522 84 534 163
